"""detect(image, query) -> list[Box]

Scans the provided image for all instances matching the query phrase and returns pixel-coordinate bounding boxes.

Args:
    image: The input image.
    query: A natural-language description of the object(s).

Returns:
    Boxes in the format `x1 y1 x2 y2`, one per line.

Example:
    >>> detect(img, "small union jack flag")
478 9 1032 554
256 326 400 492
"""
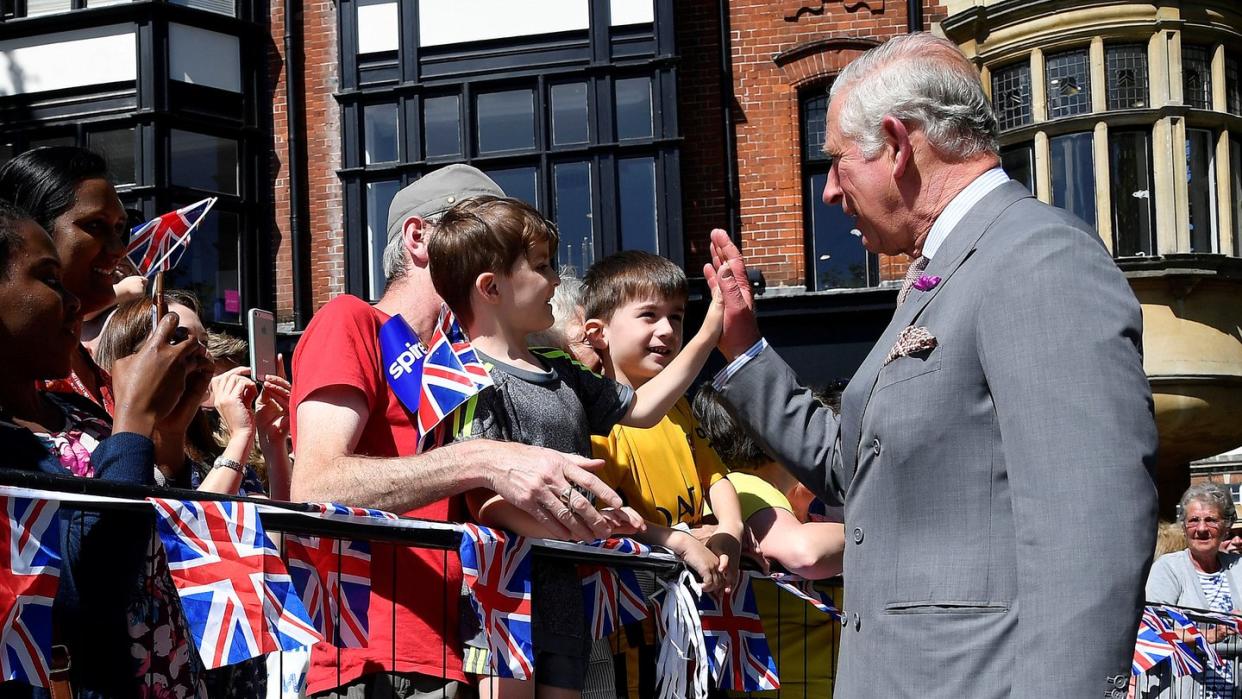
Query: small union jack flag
767 573 841 620
148 498 322 669
127 198 216 275
417 307 493 451
698 573 779 692
580 538 651 638
0 496 60 688
1133 606 1203 678
285 535 373 648
459 524 534 680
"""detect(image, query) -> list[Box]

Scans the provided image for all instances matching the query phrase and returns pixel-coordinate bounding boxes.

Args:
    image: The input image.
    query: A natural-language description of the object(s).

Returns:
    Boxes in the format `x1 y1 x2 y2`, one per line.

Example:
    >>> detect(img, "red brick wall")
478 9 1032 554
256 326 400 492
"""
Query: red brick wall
725 0 946 288
675 0 730 274
268 0 344 324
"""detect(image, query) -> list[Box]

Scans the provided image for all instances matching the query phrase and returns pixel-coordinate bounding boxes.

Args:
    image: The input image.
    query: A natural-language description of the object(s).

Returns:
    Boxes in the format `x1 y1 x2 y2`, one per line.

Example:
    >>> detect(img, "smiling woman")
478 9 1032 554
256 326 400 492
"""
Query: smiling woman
0 146 130 413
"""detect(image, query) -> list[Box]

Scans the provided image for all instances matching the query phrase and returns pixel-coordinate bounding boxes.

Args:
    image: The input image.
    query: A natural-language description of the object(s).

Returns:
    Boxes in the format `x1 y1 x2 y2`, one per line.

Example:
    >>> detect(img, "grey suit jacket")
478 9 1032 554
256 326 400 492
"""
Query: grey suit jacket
719 181 1158 698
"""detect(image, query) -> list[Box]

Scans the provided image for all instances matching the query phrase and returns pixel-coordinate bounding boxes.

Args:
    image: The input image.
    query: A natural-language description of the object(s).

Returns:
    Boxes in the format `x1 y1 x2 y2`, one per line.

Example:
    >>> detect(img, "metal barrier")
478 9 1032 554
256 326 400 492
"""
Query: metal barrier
0 468 844 699
1134 605 1242 699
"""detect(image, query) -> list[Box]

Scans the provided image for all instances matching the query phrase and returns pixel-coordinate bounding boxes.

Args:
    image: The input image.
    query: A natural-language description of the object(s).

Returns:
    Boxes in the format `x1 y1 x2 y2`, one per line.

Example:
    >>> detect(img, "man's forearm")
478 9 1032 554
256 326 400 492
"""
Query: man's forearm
292 439 498 512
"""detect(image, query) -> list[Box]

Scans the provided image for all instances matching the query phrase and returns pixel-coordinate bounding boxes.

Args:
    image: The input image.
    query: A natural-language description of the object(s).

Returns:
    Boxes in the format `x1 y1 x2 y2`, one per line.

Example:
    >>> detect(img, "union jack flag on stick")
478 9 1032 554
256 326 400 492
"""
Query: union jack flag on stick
766 572 841 620
127 197 216 276
1133 606 1203 678
0 496 60 688
458 524 534 680
417 306 493 451
698 572 779 692
148 498 322 669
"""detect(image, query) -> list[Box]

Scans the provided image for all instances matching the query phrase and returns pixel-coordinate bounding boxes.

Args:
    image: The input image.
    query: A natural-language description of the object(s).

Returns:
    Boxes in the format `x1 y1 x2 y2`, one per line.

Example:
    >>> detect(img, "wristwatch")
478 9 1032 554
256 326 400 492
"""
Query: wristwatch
212 456 246 475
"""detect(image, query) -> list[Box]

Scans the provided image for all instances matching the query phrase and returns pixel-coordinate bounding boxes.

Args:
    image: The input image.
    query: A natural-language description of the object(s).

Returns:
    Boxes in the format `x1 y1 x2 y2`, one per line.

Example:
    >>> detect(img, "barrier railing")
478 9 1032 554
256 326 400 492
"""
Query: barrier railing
1134 604 1242 699
0 468 845 699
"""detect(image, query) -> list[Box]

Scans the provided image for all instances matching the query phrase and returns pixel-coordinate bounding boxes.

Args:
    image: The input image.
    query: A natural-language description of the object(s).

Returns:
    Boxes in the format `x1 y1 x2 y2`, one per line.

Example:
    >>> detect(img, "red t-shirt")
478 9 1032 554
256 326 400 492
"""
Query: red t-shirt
291 294 465 694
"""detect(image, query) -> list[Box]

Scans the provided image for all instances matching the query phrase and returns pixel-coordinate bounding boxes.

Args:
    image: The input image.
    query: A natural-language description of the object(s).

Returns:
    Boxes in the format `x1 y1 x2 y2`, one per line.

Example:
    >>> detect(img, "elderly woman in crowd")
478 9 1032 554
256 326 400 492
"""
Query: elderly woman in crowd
1144 483 1242 698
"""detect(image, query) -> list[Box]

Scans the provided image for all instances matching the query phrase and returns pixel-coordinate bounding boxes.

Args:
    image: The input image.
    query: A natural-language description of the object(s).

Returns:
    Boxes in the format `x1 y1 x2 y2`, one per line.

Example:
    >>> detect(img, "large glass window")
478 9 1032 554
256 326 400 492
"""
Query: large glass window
1183 45 1213 110
992 61 1033 131
365 179 400 301
553 162 594 273
167 210 240 324
1109 129 1155 256
87 128 136 186
423 96 462 159
801 92 874 291
1105 44 1149 110
364 104 399 165
1186 128 1218 253
551 83 590 146
1049 131 1096 226
615 77 653 141
1231 136 1241 256
1046 48 1092 119
1001 141 1035 194
341 15 680 297
170 130 239 194
1227 53 1240 116
476 89 536 154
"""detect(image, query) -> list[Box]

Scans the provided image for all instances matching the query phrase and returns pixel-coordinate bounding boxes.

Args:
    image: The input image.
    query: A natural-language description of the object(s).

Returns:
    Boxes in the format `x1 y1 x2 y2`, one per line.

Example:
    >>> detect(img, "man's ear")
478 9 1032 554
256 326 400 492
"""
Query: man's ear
584 318 608 351
402 216 429 266
474 271 501 305
881 114 912 179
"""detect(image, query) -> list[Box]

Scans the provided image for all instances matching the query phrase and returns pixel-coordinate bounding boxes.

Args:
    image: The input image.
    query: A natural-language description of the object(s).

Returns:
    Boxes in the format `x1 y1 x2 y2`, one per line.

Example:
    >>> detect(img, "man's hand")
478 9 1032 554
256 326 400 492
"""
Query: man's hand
487 443 623 542
704 228 761 360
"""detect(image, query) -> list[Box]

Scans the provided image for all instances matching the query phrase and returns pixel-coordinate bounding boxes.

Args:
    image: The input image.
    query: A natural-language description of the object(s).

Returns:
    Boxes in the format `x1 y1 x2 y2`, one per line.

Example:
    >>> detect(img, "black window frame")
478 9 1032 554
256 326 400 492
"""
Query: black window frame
991 60 1033 132
1105 43 1149 111
1182 44 1214 110
0 2 272 328
1045 47 1093 120
799 88 878 292
336 0 683 300
1108 127 1156 257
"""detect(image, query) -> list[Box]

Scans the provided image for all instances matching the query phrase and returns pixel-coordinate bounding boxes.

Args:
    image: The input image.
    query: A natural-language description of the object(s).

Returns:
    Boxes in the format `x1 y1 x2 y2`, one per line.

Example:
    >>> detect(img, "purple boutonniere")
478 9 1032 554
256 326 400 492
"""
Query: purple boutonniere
912 274 941 292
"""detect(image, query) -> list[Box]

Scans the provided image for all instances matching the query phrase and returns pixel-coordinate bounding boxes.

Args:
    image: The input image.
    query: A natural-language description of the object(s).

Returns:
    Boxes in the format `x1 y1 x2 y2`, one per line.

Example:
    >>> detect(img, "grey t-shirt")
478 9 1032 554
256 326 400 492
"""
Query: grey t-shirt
461 347 634 458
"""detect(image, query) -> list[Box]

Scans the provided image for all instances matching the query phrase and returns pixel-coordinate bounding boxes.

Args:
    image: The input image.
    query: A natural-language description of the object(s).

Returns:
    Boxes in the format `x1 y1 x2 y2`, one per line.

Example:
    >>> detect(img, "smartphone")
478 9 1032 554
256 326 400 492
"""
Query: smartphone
248 308 277 382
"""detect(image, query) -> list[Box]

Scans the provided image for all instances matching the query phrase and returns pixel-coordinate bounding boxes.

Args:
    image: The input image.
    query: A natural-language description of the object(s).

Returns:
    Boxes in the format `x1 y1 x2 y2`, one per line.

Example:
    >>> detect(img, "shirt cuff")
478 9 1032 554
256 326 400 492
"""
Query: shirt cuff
712 338 769 390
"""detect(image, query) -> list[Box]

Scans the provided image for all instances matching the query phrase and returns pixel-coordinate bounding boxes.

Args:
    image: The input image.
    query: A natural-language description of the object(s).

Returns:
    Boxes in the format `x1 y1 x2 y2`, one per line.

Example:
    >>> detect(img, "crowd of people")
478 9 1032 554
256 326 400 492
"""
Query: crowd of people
0 30 1190 699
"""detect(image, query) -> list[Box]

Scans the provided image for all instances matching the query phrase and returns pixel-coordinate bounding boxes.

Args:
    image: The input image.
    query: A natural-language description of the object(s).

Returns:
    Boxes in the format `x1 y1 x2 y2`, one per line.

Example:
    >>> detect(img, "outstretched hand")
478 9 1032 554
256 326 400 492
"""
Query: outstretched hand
704 228 761 360
488 443 624 542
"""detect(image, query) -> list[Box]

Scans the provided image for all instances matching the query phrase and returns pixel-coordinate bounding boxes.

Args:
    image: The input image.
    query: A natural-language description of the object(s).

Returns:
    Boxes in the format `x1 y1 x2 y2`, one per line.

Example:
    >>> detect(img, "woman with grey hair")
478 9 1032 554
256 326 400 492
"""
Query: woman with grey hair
1144 482 1241 697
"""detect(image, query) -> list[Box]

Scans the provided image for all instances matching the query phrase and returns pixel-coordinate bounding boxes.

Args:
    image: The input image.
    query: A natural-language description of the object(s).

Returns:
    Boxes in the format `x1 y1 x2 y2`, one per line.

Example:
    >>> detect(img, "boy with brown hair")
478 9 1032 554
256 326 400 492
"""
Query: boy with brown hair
580 251 744 695
426 196 726 699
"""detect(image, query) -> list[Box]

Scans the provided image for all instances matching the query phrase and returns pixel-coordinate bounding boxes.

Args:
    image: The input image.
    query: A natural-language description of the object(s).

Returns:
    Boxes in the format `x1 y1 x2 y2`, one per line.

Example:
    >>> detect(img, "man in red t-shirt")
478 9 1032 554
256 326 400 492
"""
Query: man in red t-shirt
292 164 623 698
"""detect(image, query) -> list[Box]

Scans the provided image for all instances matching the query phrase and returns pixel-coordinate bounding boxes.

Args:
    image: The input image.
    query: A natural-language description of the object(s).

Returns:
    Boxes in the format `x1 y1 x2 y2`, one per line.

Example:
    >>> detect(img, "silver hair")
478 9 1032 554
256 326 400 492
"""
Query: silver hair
527 268 585 350
1178 482 1237 529
828 32 999 160
382 214 441 286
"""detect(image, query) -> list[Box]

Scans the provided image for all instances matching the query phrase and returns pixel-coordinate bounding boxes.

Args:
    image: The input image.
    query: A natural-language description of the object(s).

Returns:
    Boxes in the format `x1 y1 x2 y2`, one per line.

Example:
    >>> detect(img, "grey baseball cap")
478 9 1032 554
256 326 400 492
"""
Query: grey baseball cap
385 164 505 241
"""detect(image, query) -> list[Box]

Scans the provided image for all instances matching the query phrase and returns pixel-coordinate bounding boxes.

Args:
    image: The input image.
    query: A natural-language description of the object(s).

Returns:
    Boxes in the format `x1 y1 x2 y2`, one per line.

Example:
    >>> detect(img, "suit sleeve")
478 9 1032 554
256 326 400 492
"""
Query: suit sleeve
976 222 1158 696
717 347 847 505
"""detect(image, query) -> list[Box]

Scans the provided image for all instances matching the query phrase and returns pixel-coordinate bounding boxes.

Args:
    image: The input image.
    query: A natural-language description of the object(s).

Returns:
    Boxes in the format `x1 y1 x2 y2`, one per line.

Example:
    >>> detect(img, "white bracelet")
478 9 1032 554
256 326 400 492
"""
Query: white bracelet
212 456 245 475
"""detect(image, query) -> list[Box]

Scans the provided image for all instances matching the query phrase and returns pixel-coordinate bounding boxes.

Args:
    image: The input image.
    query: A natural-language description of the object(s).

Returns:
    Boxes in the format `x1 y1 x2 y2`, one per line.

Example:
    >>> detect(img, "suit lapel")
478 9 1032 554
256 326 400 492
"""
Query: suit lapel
840 181 1033 485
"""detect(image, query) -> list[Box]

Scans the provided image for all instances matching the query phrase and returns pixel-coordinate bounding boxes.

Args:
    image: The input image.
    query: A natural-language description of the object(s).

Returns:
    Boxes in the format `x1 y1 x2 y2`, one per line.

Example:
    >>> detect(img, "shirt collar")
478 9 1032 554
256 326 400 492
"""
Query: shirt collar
921 166 1010 260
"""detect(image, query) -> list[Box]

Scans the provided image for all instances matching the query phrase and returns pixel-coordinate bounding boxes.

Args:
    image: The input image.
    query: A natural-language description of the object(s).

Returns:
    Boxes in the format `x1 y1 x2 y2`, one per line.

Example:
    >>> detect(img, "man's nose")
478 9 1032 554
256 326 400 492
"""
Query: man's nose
823 163 843 206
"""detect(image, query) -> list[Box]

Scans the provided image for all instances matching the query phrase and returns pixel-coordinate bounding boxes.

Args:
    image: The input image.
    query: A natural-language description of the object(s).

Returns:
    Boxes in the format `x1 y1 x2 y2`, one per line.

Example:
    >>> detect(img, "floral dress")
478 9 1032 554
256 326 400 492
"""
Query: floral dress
30 393 209 698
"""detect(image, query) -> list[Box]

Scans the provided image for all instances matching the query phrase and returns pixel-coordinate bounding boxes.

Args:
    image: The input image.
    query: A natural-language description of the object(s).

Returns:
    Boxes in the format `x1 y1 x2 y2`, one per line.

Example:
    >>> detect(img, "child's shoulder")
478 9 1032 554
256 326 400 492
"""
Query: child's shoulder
529 346 602 377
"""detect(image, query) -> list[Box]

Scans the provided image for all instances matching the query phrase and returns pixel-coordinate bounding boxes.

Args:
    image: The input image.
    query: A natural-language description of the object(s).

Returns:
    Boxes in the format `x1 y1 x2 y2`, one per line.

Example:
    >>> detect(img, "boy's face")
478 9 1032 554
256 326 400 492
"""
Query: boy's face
597 294 685 386
496 240 559 336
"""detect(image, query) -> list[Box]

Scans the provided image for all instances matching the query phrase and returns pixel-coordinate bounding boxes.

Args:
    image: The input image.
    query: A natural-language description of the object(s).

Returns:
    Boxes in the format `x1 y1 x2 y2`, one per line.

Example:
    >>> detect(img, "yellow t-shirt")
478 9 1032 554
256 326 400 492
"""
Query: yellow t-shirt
591 396 727 527
725 471 840 698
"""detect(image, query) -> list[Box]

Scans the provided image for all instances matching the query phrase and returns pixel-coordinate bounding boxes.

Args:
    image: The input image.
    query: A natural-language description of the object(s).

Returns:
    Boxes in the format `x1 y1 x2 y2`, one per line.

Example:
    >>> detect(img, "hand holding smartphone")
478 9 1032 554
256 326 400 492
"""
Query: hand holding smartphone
248 309 277 382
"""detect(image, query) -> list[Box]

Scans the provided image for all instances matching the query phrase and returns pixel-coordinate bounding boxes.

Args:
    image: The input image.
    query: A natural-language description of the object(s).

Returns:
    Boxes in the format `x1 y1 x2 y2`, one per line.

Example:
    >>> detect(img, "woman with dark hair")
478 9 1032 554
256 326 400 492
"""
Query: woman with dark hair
0 146 130 413
0 201 209 697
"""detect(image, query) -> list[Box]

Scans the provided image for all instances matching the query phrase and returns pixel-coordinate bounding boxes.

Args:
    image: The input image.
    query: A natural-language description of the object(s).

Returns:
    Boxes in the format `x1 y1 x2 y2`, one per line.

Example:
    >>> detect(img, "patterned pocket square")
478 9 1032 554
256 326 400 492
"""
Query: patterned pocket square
883 326 938 366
